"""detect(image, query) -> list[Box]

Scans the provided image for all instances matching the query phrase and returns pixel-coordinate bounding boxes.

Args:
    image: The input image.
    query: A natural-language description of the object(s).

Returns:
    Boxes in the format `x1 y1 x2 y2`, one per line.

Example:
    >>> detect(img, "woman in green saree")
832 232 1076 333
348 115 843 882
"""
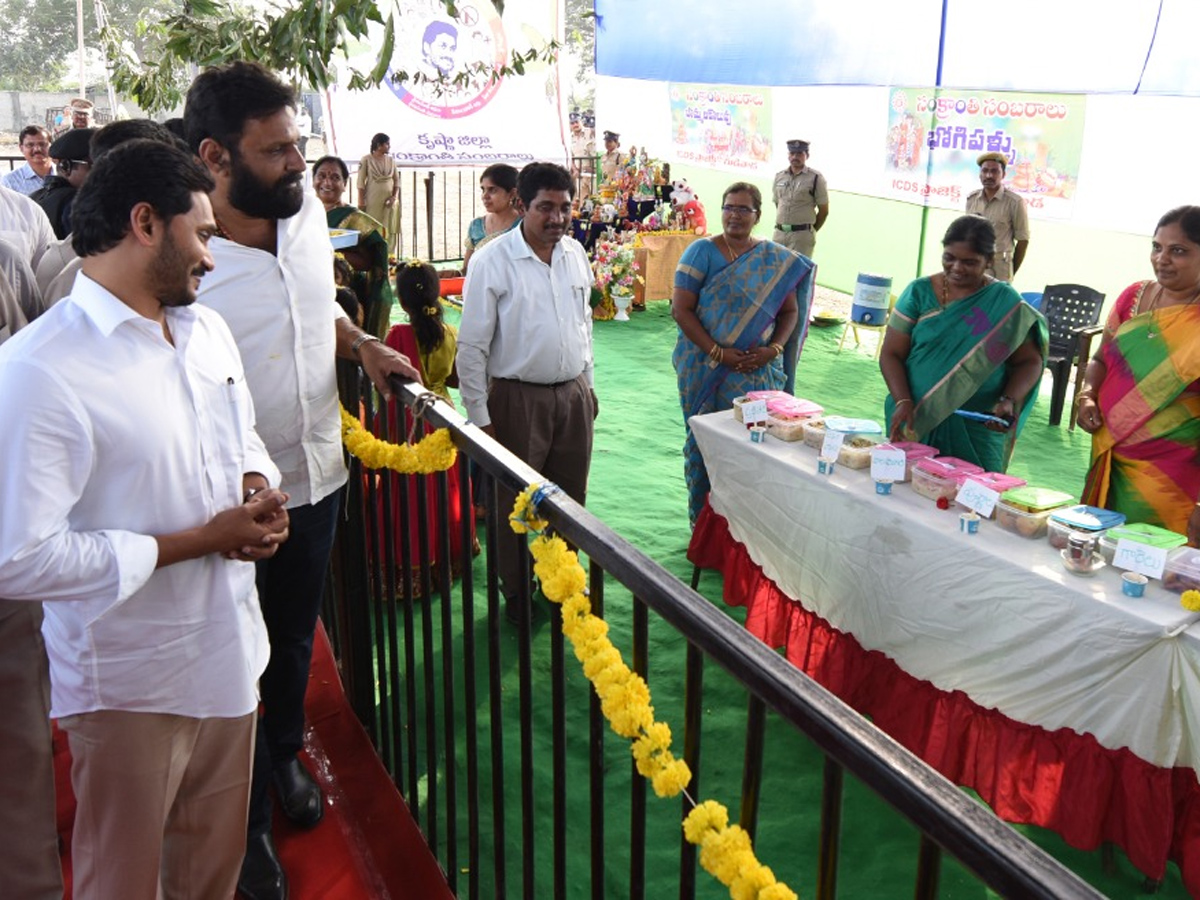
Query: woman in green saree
879 215 1047 472
314 155 396 339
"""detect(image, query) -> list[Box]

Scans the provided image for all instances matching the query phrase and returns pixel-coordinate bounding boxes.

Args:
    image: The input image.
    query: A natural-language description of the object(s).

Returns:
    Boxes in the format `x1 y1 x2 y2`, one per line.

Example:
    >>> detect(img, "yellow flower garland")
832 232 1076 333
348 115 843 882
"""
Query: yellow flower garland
339 404 457 474
511 483 796 900
1182 589 1200 612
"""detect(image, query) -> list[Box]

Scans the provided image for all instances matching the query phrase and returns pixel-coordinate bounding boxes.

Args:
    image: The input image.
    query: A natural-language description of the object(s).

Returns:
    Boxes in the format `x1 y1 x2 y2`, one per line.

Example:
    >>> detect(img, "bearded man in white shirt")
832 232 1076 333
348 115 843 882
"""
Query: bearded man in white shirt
183 60 421 900
0 139 290 900
458 162 598 621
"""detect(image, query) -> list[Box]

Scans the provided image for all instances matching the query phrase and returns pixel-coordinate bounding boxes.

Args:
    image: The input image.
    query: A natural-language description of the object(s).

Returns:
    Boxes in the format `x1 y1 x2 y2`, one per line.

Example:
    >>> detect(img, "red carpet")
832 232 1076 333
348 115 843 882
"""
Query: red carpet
53 624 453 900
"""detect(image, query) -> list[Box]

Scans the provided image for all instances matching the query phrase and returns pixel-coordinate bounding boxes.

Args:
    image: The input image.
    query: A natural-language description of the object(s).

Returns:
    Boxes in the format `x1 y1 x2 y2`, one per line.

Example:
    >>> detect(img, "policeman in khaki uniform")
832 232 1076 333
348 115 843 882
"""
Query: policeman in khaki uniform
965 151 1030 283
772 139 828 259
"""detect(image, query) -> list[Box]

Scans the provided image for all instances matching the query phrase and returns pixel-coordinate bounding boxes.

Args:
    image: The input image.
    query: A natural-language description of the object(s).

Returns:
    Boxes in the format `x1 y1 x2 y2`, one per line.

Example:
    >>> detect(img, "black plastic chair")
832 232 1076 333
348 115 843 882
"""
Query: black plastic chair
1039 284 1106 426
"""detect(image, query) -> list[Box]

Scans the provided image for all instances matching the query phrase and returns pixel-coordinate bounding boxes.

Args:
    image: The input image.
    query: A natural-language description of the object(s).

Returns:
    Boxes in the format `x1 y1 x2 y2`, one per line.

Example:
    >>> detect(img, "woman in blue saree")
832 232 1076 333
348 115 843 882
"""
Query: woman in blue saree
879 215 1047 472
672 182 816 525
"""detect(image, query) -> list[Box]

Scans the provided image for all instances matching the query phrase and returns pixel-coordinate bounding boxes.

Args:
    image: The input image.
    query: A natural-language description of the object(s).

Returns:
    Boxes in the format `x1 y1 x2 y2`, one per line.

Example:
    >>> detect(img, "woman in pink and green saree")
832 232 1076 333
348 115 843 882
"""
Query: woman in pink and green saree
1079 206 1200 544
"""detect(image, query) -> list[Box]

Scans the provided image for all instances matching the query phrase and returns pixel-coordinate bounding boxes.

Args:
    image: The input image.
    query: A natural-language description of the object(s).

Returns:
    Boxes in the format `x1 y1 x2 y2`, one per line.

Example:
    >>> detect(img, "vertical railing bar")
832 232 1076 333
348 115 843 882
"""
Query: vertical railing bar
436 469 458 892
372 392 395 774
517 542 536 900
399 471 420 811
739 695 766 841
378 392 404 782
914 835 942 900
458 451 481 900
362 385 390 764
416 473 439 855
425 171 435 263
629 595 648 900
816 758 844 900
551 582 567 900
678 642 703 900
588 564 606 900
484 474 508 899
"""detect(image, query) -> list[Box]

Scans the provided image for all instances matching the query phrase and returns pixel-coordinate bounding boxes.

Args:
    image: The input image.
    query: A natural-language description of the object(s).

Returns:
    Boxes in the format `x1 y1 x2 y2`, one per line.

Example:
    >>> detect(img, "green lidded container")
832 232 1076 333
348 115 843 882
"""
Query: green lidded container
1098 523 1187 564
998 486 1075 512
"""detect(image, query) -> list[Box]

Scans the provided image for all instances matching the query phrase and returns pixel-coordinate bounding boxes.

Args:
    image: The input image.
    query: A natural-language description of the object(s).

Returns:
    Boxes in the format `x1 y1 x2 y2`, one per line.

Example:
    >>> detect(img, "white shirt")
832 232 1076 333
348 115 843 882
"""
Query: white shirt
197 193 347 508
0 274 279 719
457 225 595 427
35 235 77 296
0 184 54 269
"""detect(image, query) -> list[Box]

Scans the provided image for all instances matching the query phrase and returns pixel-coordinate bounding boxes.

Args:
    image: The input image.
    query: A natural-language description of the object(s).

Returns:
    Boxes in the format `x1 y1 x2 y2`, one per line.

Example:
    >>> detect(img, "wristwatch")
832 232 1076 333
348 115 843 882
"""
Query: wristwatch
351 333 380 357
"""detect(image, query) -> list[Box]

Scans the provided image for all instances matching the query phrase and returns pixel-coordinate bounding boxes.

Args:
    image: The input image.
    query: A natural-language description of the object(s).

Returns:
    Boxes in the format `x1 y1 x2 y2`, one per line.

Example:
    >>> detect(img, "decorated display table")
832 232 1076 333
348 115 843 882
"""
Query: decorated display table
632 231 701 305
686 410 1200 892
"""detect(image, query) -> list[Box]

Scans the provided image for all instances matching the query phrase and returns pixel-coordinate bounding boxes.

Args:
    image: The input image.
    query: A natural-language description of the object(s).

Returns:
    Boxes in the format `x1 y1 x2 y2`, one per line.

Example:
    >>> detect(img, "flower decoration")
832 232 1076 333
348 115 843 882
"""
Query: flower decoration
591 231 642 297
1182 589 1200 612
510 485 797 900
339 404 456 474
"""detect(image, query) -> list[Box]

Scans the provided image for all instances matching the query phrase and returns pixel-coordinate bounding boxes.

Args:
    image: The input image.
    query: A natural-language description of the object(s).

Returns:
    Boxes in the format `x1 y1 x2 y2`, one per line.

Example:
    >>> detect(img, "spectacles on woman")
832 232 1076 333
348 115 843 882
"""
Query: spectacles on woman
721 204 757 216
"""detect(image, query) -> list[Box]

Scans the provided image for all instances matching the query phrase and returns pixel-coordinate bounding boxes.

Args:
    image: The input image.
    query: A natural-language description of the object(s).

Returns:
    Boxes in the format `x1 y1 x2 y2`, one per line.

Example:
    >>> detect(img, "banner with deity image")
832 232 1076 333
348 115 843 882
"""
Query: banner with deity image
325 0 565 167
882 87 1087 219
667 83 773 175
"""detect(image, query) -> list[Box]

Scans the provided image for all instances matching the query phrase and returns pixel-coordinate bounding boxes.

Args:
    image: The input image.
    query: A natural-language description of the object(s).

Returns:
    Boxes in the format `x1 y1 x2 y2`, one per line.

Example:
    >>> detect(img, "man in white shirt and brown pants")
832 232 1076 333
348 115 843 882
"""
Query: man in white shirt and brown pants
185 60 420 900
458 162 598 619
0 139 291 899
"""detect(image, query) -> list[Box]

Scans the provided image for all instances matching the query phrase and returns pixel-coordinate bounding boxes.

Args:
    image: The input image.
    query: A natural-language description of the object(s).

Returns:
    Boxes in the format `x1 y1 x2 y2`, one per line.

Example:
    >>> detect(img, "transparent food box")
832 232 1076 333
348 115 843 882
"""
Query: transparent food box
1164 547 1200 594
1098 523 1187 565
1046 505 1126 550
910 457 985 502
886 441 938 482
993 486 1075 539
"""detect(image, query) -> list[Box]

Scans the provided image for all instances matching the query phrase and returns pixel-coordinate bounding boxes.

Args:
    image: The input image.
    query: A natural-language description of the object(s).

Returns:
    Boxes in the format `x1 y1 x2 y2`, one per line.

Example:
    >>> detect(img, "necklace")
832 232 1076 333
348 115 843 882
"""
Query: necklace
718 234 752 263
1146 282 1200 339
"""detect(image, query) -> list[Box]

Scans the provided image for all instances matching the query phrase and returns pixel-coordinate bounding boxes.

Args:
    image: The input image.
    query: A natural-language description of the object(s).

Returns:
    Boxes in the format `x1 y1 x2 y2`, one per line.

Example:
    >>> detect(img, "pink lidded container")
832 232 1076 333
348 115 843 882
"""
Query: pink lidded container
886 441 939 483
910 456 985 502
957 472 1027 517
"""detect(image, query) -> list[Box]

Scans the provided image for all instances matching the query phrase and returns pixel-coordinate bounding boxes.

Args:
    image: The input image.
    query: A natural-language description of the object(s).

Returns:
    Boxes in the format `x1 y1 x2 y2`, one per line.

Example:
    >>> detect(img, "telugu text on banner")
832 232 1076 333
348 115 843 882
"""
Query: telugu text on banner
667 83 773 176
882 87 1087 219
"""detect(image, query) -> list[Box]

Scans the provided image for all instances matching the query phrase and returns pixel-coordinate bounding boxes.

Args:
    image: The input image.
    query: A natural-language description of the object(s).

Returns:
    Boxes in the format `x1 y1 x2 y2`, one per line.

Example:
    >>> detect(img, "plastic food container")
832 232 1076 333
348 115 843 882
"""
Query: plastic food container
766 411 815 441
993 486 1075 539
838 435 882 469
767 396 822 418
824 416 883 435
802 418 827 449
957 472 1027 517
1046 505 1126 550
1164 547 1200 594
888 441 938 482
910 457 985 502
1098 523 1188 564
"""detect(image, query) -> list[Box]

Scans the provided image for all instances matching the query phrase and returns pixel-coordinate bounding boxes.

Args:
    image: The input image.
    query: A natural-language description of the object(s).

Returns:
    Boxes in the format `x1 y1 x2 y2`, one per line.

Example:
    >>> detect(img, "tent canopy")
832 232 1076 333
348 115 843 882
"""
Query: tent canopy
595 0 1200 96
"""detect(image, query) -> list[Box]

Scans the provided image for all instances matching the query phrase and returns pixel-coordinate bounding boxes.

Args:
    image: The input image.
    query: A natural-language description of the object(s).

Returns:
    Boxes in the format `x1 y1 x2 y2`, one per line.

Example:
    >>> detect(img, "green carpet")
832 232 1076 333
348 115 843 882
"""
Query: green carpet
406 301 1184 898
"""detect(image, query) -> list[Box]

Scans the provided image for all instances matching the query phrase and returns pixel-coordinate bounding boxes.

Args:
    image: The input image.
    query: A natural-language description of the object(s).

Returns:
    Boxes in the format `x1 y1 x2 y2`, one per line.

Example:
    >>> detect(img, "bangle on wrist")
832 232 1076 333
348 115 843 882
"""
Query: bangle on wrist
351 333 379 358
769 342 784 358
708 342 723 362
244 486 265 502
894 398 913 407
999 394 1015 404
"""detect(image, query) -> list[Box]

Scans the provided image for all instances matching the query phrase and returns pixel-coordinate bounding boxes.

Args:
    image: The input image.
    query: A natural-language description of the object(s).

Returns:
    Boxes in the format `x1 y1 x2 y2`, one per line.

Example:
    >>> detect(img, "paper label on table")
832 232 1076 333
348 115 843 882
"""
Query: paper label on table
820 430 845 459
956 479 1000 517
740 399 768 425
869 446 906 481
1113 539 1168 579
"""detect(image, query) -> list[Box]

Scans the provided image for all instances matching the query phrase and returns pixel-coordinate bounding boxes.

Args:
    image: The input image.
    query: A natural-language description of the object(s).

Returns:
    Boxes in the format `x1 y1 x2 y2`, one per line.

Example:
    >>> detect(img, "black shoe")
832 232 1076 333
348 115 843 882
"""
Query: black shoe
238 832 288 900
272 757 324 828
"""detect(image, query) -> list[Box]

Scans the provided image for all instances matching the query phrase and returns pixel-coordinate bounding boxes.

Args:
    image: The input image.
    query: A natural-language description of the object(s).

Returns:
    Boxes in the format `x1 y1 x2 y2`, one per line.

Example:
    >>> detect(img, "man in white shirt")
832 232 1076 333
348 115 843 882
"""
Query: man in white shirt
2 125 53 195
0 139 290 900
458 162 598 618
184 60 420 900
0 183 55 269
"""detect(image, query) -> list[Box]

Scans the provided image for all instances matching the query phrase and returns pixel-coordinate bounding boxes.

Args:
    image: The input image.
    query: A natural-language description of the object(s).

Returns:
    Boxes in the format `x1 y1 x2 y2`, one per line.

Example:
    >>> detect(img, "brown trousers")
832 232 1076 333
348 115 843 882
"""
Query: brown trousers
60 709 256 900
490 374 595 595
0 600 62 900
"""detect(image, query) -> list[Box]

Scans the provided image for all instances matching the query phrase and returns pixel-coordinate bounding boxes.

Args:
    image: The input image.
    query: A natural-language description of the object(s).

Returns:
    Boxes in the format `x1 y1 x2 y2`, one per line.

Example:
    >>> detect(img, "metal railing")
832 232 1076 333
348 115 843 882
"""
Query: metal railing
323 368 1106 900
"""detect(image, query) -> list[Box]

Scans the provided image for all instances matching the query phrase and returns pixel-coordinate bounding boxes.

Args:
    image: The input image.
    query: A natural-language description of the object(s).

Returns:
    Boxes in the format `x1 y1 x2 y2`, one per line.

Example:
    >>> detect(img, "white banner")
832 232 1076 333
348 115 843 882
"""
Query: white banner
326 0 567 167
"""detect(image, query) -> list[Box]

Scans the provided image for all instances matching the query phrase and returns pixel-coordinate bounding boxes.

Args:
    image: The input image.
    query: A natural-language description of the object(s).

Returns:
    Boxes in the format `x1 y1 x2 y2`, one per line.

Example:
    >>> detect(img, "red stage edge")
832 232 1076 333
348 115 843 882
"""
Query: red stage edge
688 502 1200 896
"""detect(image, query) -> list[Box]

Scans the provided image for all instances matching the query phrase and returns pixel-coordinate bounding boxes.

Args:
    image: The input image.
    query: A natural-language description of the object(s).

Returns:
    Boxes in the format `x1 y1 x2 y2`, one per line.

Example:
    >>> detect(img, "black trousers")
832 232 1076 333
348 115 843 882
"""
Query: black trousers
247 490 341 836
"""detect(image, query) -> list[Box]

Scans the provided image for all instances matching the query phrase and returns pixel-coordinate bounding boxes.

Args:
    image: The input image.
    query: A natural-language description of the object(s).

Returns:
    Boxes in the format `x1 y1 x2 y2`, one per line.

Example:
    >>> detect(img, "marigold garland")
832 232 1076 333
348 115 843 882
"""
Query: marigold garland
511 484 796 900
1182 589 1200 612
339 405 456 474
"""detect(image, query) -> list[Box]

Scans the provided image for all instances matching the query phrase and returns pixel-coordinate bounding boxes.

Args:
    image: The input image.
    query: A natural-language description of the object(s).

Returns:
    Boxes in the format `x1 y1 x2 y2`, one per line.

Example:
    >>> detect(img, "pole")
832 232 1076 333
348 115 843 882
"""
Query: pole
76 0 86 97
914 0 951 282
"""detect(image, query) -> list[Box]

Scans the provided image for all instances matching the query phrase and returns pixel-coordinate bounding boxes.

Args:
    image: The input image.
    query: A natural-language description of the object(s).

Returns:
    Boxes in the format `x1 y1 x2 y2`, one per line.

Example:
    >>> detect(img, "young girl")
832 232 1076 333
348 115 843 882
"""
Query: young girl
382 261 476 583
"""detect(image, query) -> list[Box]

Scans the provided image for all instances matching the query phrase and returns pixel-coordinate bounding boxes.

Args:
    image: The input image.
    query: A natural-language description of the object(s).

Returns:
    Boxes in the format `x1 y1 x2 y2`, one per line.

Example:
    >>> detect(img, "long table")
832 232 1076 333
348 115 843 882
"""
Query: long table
687 410 1200 892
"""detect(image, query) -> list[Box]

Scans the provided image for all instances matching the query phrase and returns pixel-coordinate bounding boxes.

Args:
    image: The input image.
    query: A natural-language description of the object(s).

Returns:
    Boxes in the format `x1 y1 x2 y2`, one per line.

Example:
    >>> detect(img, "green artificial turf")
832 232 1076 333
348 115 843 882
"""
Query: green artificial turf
387 301 1183 899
